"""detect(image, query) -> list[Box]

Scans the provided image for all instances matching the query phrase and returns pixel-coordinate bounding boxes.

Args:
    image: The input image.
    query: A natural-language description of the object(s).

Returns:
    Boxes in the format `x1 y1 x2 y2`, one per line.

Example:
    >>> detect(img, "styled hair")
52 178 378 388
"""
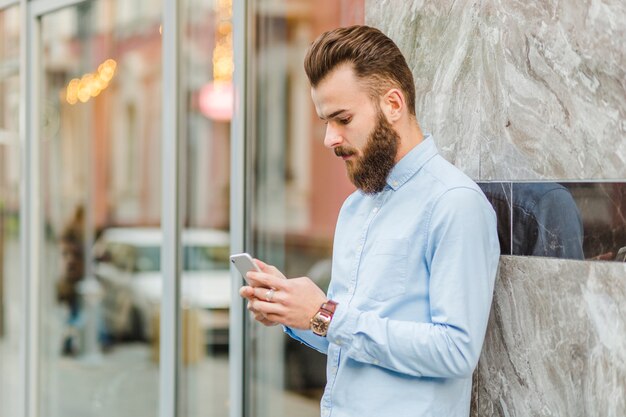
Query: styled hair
304 25 416 116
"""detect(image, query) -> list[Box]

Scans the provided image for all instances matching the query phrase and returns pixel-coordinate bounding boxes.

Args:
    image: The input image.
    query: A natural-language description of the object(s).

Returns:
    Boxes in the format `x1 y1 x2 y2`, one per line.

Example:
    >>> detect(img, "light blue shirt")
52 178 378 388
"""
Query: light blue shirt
286 135 500 417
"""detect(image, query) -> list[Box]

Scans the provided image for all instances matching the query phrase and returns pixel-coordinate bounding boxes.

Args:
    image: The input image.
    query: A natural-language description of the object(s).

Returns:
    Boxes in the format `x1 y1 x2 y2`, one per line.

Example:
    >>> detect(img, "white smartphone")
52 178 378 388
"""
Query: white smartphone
230 253 261 285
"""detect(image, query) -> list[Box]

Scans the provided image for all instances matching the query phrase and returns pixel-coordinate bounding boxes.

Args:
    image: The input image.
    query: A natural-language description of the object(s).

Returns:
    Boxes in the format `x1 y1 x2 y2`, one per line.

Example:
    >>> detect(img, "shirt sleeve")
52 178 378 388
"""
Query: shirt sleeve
283 326 330 355
326 187 500 378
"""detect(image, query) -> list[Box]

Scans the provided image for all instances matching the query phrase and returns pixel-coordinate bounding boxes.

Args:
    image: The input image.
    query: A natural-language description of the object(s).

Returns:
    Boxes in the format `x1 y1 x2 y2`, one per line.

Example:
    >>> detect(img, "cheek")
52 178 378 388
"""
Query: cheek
354 126 375 152
348 129 370 153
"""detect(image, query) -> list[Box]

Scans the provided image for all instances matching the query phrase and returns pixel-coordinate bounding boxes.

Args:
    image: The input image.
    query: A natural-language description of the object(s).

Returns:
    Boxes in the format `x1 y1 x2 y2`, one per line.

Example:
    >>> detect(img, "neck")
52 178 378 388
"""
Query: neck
394 116 424 163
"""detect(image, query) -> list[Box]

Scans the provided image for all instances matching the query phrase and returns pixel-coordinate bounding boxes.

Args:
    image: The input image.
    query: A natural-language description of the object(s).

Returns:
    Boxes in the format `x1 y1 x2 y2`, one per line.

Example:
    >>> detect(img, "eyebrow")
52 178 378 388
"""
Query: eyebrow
320 109 349 121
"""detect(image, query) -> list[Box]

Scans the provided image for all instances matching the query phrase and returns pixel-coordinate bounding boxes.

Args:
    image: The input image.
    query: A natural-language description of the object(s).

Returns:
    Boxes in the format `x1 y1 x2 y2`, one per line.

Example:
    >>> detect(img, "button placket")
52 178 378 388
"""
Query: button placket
349 193 389 298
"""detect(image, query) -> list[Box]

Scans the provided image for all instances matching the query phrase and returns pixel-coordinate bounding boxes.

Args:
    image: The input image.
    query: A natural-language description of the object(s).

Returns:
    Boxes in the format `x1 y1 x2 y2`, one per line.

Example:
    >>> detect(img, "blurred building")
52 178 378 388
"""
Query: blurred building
1 1 362 417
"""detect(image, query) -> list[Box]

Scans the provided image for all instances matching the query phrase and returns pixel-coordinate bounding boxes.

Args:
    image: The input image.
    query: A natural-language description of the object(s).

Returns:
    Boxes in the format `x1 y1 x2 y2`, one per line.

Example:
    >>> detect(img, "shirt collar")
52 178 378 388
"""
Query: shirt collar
386 133 438 191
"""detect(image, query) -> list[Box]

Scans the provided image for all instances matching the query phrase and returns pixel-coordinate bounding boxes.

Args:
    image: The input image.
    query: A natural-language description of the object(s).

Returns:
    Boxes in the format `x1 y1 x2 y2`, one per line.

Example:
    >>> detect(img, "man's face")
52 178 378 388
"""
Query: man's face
311 64 399 194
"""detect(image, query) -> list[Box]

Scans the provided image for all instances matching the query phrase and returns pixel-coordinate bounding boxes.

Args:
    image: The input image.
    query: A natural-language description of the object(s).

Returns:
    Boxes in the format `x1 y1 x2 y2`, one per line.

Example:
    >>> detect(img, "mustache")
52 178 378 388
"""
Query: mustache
334 146 357 158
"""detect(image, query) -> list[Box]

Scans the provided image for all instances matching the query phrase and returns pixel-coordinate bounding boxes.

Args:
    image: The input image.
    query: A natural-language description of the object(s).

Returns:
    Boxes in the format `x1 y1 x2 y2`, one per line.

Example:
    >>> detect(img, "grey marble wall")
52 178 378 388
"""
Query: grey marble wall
474 257 626 417
366 0 626 181
365 1 626 416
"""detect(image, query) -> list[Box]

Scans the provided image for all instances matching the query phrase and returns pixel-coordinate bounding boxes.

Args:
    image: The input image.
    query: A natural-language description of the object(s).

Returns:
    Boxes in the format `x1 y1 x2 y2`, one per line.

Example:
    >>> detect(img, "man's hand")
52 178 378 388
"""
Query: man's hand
239 259 328 330
239 259 283 326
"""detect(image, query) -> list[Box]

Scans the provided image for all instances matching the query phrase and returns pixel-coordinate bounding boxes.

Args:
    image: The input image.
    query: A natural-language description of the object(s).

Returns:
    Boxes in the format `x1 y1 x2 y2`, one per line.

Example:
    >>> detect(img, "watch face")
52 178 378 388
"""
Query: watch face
311 313 331 336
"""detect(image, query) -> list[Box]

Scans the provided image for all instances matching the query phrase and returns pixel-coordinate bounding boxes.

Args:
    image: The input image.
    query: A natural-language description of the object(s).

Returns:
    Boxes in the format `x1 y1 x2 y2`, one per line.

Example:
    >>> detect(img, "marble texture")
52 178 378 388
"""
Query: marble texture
366 0 626 181
366 0 484 178
365 3 626 415
471 256 626 417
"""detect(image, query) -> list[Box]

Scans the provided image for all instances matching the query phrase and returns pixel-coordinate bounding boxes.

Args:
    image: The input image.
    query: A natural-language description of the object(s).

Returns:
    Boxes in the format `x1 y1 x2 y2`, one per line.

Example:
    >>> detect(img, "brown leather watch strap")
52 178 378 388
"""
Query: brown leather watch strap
321 300 338 314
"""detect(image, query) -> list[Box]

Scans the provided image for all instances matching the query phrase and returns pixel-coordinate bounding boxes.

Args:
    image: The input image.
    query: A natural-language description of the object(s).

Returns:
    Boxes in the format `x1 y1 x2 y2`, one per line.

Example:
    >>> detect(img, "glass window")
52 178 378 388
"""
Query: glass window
0 5 22 417
179 0 234 414
246 1 364 416
39 1 162 415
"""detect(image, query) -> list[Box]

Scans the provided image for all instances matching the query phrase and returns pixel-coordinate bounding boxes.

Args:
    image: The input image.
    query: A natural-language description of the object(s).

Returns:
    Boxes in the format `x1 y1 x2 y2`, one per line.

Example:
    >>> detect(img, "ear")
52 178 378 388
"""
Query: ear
380 88 404 123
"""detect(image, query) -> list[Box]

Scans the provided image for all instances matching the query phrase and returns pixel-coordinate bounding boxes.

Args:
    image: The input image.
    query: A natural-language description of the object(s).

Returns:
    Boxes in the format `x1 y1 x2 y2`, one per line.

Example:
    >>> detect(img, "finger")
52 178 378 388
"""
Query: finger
246 270 288 291
249 298 285 316
253 313 279 327
239 286 257 299
255 260 287 280
261 312 285 325
239 286 269 301
259 318 279 326
248 310 276 326
253 287 283 303
246 301 271 320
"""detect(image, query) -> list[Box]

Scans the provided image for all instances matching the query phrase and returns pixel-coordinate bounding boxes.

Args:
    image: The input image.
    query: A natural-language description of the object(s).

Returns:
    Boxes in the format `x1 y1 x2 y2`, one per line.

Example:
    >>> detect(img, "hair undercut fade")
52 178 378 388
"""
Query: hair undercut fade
304 25 416 116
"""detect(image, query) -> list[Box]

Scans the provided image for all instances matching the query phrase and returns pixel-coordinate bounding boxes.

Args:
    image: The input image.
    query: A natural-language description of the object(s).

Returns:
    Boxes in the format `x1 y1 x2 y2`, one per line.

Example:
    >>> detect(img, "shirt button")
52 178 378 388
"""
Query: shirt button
392 181 398 187
372 207 378 213
373 359 380 365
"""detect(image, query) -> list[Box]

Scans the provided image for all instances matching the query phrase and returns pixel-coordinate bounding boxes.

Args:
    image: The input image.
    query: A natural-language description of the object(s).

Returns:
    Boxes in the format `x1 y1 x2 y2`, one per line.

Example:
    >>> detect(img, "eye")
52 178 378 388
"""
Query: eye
338 117 351 125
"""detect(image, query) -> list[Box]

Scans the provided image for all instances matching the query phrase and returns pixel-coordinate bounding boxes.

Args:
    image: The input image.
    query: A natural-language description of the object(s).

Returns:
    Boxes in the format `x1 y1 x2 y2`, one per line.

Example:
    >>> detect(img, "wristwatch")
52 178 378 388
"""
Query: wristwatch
310 300 338 337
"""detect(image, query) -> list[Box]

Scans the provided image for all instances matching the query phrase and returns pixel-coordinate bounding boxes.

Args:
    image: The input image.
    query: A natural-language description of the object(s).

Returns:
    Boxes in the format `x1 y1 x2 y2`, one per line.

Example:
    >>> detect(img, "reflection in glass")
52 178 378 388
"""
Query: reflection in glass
566 183 626 261
480 182 626 261
480 182 584 259
247 2 364 417
179 0 235 415
479 183 513 255
0 5 22 417
511 183 584 260
40 1 162 415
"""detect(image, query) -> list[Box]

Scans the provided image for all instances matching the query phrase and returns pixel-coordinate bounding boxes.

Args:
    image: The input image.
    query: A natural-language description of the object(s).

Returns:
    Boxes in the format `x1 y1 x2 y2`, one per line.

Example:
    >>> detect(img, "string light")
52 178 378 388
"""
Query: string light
198 0 234 121
65 59 117 105
213 0 233 84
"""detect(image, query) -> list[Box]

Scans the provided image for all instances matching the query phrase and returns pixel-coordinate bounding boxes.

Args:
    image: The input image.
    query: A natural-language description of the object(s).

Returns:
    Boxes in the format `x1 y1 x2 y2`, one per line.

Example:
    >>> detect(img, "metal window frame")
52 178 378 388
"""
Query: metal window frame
230 0 247 415
16 1 28 416
160 0 183 415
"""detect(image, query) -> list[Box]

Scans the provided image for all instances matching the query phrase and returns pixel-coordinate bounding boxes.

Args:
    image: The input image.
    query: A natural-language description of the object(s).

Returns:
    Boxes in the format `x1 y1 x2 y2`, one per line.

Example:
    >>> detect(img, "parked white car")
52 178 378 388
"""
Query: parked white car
92 227 231 345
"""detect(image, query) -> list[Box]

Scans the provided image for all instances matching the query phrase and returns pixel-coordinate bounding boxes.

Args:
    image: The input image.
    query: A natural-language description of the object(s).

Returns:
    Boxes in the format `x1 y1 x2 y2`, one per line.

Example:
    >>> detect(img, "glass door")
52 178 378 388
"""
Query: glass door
244 1 364 416
33 0 235 415
178 0 235 415
35 0 163 415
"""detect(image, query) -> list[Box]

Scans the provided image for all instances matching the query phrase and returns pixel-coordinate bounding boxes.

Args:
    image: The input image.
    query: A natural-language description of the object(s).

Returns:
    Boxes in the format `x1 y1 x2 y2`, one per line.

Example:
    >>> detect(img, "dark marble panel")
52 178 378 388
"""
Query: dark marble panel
479 182 626 261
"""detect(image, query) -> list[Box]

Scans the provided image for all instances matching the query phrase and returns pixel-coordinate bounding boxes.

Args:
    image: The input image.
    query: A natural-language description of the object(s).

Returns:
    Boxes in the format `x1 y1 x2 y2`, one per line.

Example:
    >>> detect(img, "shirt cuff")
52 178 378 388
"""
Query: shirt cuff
282 325 329 354
326 302 359 347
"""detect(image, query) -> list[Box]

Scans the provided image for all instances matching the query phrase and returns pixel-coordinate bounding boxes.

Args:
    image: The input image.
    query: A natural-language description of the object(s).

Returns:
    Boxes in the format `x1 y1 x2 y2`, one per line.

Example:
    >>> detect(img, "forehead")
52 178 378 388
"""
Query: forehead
310 64 373 118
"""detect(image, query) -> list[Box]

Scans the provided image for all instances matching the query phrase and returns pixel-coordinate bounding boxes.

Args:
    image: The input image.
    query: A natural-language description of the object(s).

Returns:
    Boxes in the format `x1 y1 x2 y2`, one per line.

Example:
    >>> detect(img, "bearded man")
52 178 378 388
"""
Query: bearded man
240 25 500 417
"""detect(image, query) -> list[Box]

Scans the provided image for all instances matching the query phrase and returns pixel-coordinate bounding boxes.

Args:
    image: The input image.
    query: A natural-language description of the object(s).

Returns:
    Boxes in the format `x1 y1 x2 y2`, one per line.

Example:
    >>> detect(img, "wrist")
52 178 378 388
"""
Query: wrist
310 299 338 337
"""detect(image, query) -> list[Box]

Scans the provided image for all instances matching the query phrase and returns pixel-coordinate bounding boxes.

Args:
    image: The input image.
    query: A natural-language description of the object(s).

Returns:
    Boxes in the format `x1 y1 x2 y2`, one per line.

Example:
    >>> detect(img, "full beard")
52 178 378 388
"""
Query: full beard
336 111 400 194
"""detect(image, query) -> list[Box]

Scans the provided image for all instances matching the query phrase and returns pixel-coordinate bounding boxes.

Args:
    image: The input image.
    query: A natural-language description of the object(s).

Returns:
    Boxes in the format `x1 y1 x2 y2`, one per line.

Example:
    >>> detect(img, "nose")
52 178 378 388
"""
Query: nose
324 124 343 149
